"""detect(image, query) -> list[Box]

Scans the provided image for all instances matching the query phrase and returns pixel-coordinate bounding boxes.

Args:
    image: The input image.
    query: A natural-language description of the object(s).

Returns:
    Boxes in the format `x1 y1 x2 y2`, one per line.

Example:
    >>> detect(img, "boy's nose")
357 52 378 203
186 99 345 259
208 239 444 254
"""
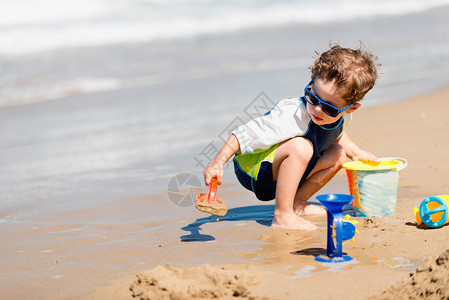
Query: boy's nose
314 103 325 114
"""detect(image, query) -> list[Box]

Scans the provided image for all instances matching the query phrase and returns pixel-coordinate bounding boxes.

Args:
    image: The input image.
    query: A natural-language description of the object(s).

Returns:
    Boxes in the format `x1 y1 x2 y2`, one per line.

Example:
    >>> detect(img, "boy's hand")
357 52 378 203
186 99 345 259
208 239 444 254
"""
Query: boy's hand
337 133 379 164
202 134 240 186
351 149 379 163
203 160 224 186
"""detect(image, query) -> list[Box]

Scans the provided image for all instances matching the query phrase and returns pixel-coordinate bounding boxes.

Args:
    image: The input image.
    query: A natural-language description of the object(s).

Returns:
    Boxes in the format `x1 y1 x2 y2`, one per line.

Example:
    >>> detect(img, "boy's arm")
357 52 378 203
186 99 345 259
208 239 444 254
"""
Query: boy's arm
336 132 379 162
203 134 240 186
233 99 308 154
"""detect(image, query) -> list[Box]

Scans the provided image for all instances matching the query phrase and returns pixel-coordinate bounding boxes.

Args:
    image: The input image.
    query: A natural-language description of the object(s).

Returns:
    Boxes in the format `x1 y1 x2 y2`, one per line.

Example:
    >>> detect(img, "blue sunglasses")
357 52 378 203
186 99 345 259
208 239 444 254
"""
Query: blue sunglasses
304 81 352 117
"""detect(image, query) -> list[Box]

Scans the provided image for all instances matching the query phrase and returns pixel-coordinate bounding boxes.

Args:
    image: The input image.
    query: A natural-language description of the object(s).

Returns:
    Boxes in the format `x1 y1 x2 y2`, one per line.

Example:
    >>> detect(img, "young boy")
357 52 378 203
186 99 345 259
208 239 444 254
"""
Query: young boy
203 44 379 230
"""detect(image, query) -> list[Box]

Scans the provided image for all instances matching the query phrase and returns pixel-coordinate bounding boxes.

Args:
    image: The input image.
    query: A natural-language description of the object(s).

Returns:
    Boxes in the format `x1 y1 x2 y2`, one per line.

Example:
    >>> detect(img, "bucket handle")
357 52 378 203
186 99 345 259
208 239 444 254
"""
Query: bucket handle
380 157 408 171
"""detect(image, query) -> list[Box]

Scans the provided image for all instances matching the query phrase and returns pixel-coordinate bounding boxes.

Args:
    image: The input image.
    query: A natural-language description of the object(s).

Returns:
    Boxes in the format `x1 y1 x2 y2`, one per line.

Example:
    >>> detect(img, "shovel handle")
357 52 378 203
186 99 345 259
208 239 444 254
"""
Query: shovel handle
208 177 218 204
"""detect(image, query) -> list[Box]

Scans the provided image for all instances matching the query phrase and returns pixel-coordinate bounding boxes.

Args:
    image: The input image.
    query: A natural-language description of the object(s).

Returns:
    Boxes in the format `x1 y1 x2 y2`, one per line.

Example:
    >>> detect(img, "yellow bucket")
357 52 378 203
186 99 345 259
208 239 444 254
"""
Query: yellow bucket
343 158 407 217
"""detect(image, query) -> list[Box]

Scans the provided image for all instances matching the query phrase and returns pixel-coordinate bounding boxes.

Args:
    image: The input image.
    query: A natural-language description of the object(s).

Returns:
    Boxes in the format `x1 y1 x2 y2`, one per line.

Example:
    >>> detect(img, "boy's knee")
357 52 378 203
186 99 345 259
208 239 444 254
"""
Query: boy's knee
288 137 313 161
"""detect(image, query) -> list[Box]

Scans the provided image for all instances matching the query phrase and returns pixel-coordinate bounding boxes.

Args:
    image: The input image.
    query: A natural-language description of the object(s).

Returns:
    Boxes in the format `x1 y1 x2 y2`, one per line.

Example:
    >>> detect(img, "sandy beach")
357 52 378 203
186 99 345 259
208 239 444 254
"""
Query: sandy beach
3 49 449 300
4 84 449 300
2 68 449 300
63 84 449 300
2 2 449 300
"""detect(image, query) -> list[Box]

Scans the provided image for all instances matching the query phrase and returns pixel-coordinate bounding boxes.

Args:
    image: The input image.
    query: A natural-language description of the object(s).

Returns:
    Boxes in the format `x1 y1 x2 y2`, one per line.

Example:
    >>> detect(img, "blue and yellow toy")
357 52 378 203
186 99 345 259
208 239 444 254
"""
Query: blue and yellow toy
414 195 449 228
315 194 359 263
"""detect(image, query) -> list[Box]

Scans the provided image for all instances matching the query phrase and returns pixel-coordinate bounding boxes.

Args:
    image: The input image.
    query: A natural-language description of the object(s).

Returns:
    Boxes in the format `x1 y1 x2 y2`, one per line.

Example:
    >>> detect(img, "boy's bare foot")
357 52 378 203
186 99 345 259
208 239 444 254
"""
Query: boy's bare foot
295 204 327 216
271 212 317 230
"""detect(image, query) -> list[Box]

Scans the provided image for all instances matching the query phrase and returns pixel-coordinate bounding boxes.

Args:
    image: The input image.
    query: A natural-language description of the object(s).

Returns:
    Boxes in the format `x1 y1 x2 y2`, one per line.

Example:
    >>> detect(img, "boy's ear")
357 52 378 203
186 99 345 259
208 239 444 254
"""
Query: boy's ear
347 102 361 113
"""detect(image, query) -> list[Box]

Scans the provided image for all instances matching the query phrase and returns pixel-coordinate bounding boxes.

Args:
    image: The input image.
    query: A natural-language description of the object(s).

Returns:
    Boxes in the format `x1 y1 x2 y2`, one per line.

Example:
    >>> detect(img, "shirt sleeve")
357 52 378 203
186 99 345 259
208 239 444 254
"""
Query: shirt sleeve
232 98 310 154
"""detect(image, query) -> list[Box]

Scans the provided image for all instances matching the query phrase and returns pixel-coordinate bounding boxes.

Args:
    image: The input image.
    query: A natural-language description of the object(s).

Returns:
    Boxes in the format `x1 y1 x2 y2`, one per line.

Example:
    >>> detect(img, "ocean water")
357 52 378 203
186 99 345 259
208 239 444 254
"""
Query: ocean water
1 0 449 212
2 0 449 57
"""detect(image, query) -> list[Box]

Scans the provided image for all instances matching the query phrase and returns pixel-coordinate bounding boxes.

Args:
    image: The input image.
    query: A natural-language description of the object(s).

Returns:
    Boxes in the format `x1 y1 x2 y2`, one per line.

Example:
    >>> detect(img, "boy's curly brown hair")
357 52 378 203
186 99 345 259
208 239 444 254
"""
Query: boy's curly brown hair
310 43 379 105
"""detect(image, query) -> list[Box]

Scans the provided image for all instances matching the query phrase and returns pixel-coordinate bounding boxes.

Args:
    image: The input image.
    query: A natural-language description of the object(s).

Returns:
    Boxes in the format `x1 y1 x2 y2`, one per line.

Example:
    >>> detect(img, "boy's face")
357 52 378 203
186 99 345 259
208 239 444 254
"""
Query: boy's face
306 78 360 125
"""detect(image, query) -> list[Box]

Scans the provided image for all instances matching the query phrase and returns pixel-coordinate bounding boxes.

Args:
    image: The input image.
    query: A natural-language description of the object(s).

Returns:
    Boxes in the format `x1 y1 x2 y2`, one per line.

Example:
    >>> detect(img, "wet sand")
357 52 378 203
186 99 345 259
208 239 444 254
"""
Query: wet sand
2 85 449 299
2 86 449 299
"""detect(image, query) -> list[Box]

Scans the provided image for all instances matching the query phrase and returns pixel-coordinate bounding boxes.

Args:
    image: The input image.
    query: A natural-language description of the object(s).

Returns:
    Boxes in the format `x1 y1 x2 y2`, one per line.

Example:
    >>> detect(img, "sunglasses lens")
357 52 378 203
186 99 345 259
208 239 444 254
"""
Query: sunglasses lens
305 91 319 105
322 105 339 117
